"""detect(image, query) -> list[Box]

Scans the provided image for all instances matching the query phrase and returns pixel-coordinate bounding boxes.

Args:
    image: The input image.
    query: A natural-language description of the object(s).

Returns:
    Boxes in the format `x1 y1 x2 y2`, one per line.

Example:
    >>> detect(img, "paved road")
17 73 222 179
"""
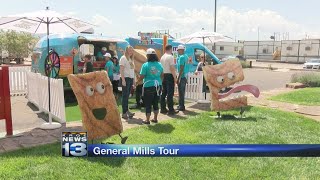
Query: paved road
252 61 304 70
241 68 295 91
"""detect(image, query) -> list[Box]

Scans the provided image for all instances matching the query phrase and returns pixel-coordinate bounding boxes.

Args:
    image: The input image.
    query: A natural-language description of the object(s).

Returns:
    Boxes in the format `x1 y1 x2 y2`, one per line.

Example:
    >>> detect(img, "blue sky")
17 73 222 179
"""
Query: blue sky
0 0 319 40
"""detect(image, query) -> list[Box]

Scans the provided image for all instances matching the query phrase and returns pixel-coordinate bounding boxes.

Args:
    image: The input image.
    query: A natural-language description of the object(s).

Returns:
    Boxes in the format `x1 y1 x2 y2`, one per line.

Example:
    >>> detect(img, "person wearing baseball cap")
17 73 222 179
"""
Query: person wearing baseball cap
96 47 107 61
138 48 164 124
176 44 189 111
104 53 114 81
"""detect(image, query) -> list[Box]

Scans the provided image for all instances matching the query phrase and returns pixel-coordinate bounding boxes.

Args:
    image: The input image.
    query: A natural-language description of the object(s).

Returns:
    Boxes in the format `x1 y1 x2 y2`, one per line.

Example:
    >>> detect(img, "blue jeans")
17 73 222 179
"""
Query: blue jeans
161 74 175 111
178 77 187 109
122 77 133 114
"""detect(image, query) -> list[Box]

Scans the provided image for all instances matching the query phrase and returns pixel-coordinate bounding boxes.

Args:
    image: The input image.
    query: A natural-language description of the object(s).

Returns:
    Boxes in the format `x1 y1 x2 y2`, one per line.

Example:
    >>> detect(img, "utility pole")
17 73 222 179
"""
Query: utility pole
214 0 217 32
257 27 260 60
213 0 217 54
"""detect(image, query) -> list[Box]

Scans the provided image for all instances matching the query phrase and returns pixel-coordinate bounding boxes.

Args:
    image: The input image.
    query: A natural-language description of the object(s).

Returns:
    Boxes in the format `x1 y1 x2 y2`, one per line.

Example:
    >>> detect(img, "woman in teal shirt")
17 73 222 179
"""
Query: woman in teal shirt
104 53 114 81
139 48 164 124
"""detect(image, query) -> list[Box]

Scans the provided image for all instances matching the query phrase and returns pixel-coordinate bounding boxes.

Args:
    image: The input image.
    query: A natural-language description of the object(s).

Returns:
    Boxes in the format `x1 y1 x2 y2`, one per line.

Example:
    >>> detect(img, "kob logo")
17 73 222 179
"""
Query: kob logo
62 132 88 157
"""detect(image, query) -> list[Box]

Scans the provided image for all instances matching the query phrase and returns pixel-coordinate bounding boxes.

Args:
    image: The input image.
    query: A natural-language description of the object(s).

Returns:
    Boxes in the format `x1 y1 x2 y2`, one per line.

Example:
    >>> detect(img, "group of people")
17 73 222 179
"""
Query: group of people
83 47 121 94
83 44 205 125
119 45 190 124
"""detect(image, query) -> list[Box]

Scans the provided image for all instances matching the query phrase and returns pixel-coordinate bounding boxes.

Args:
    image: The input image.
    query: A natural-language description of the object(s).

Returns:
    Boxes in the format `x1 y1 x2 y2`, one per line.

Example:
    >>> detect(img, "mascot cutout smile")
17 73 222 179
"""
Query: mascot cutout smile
68 71 127 144
203 60 260 118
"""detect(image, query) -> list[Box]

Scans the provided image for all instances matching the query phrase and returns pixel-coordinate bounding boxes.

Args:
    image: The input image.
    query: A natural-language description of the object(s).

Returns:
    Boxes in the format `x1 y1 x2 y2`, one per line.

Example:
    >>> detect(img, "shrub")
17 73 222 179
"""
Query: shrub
241 61 251 68
291 72 320 87
268 64 275 70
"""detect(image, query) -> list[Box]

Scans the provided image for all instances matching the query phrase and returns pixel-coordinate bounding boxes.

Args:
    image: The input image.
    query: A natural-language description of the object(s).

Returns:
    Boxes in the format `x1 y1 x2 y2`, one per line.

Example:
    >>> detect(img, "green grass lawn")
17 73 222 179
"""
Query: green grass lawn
269 88 320 106
66 97 137 122
1 107 320 179
66 96 188 122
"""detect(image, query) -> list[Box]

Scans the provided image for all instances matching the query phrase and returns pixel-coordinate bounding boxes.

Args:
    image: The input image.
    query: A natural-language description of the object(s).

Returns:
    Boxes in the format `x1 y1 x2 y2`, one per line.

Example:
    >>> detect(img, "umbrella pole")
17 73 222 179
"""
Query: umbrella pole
40 16 61 130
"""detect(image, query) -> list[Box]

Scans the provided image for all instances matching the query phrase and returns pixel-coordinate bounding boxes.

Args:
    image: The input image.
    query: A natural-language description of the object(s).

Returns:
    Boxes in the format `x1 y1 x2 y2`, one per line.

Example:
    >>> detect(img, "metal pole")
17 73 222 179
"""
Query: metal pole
297 40 301 63
318 40 320 58
214 0 217 32
273 32 275 53
47 17 51 114
213 0 217 54
257 27 260 60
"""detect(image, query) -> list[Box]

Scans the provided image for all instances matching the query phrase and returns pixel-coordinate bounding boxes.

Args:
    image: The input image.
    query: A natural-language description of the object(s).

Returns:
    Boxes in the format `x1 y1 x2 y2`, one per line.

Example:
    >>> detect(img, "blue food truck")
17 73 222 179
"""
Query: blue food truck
31 33 130 88
126 37 221 73
32 33 221 89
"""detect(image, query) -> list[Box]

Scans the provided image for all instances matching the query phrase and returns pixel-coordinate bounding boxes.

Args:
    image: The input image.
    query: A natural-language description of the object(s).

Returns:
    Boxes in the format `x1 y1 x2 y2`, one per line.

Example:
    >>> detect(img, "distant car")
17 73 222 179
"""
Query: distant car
221 55 246 62
303 59 320 70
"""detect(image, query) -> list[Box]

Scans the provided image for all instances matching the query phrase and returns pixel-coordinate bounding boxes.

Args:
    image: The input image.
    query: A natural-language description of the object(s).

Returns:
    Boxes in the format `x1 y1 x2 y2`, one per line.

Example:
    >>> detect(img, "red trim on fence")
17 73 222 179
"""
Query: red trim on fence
0 66 13 136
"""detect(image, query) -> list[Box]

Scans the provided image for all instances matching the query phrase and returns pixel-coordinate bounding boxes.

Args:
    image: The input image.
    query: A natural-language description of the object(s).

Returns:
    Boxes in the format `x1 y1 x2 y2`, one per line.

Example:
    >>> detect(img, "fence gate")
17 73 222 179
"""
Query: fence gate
0 66 13 136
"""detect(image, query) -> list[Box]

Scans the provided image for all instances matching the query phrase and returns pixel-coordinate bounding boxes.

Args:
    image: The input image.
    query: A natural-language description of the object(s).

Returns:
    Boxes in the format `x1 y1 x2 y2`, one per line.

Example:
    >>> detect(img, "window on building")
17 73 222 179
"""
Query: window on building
220 46 224 51
263 48 268 54
234 47 238 51
305 46 311 51
286 47 292 51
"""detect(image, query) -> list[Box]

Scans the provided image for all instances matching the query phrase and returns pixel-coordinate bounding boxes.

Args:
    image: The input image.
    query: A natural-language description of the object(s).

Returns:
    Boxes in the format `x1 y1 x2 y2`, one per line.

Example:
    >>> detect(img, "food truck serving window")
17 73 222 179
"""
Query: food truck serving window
194 49 213 64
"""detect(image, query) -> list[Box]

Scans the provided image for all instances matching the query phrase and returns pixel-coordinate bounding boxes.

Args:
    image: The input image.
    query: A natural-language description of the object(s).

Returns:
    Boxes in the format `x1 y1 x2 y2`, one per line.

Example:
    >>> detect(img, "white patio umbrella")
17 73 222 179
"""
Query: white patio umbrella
176 30 232 44
0 7 95 129
176 30 232 104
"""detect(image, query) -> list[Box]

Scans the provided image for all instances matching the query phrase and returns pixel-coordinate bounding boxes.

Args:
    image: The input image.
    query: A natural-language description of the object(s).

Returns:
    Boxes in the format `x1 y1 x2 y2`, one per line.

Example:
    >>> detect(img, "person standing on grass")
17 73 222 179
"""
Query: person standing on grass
176 45 189 111
120 46 135 119
195 53 207 93
139 48 163 124
112 56 120 95
83 54 93 73
160 44 179 115
104 53 114 81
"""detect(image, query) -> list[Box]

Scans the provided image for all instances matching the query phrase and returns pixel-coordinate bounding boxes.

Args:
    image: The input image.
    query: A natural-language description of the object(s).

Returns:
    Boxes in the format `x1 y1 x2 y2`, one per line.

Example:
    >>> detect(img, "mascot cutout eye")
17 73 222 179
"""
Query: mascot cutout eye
96 82 105 94
217 76 224 83
85 86 94 96
227 72 235 80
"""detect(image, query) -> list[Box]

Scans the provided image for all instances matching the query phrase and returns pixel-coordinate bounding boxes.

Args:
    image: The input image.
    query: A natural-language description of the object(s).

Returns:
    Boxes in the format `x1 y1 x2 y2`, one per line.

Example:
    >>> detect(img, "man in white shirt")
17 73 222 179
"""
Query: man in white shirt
160 45 179 115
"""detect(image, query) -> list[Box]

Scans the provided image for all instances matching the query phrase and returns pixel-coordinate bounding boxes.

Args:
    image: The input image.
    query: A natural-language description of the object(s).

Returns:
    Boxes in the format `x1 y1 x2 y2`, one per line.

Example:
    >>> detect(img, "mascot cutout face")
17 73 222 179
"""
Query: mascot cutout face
203 60 260 112
68 71 122 140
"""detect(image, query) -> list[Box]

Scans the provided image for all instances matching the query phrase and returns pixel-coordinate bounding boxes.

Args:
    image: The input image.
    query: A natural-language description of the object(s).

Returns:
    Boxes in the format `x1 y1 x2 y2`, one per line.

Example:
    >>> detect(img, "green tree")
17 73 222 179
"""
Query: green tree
0 30 38 58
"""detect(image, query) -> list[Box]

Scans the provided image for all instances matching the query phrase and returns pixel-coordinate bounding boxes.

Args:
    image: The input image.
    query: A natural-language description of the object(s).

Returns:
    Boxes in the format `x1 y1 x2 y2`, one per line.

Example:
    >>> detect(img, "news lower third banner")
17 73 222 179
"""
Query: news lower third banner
61 132 320 157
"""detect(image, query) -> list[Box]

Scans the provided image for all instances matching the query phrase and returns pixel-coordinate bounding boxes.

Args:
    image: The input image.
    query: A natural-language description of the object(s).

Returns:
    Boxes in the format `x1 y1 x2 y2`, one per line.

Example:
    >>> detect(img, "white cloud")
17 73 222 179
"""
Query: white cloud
132 4 320 40
90 14 113 35
92 14 112 26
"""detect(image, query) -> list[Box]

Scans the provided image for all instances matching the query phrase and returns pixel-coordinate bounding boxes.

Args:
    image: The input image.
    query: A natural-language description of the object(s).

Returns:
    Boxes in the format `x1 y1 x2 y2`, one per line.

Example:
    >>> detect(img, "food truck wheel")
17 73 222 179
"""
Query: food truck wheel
45 50 60 78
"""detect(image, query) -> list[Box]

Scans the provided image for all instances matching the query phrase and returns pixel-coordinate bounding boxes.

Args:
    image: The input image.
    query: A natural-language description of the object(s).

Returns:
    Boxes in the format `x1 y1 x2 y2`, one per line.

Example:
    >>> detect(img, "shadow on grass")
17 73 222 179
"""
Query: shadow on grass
147 123 175 134
214 114 258 122
126 118 143 125
166 110 200 120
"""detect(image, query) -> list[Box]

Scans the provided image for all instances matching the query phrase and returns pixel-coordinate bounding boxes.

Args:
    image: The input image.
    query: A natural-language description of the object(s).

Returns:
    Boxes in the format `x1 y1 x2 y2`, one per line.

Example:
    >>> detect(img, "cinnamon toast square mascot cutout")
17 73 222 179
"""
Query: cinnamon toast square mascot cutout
68 71 127 143
203 60 260 118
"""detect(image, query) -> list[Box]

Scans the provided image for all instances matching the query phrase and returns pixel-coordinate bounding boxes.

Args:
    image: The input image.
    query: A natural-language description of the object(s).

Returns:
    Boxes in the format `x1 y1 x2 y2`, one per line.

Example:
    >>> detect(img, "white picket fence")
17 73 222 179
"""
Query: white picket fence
27 72 66 123
174 72 211 101
9 66 31 96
